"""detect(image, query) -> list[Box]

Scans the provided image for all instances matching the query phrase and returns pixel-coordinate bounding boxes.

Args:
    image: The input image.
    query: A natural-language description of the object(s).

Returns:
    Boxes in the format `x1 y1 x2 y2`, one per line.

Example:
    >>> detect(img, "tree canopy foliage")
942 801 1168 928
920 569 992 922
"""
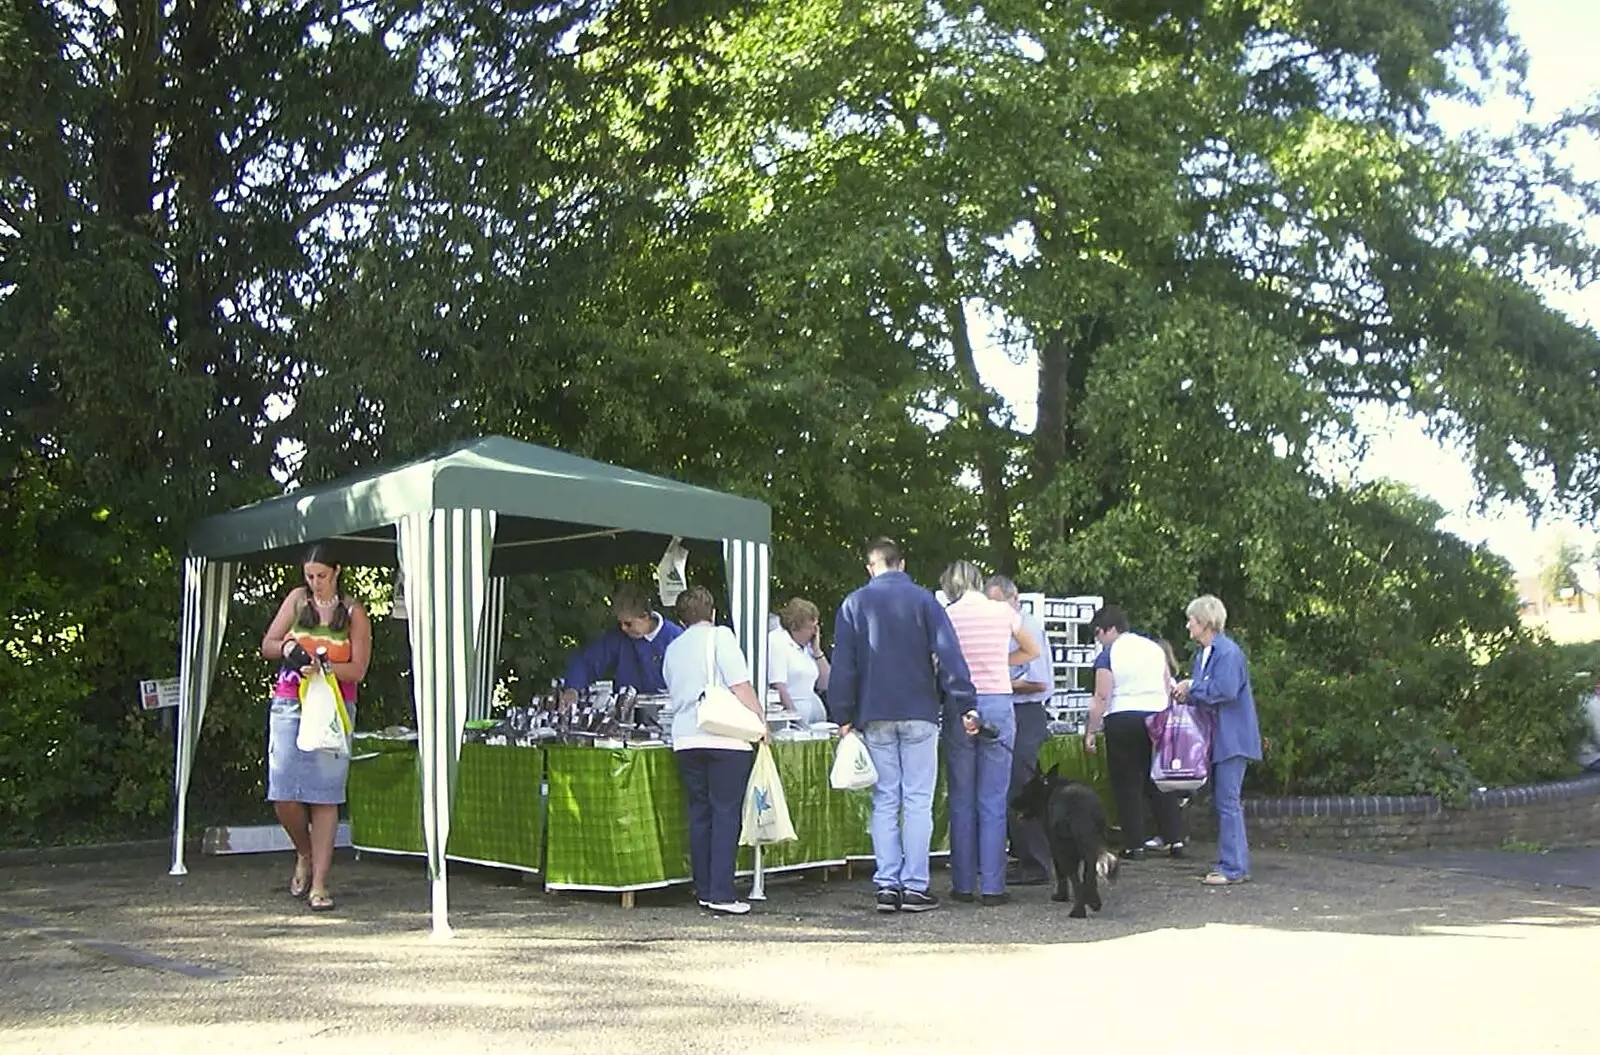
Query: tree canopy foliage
3 0 1598 837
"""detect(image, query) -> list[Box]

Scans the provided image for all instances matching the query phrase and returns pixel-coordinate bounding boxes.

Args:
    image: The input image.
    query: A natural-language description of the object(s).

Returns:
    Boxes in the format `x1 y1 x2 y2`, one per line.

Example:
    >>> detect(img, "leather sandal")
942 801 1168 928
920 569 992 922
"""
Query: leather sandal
1200 871 1250 885
308 889 335 911
289 856 312 899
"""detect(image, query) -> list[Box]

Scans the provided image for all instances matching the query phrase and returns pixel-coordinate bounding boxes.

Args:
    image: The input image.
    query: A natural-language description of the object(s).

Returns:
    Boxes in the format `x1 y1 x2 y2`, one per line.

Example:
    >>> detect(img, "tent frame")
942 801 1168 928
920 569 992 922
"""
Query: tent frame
169 437 771 937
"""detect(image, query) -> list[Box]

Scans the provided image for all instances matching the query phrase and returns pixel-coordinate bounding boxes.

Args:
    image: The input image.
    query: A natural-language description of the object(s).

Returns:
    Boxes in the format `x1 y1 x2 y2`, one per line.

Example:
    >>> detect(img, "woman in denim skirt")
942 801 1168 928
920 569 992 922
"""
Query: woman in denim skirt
260 544 371 911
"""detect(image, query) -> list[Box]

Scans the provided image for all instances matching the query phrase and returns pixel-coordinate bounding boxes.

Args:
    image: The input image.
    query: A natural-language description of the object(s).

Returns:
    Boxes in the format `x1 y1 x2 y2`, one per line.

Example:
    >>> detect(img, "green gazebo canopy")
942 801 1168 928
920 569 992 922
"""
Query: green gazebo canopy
170 436 771 936
186 435 771 573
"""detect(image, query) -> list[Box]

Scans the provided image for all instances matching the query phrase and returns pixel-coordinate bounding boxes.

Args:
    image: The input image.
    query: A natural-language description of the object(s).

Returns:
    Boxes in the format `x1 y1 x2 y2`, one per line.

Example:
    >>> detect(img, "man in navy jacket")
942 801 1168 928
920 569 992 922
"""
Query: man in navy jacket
559 584 683 705
830 538 975 913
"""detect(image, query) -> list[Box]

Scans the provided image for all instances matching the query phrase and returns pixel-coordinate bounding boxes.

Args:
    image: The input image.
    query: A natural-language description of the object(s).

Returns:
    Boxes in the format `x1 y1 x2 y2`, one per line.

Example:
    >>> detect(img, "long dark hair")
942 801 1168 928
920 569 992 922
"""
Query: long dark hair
293 543 351 632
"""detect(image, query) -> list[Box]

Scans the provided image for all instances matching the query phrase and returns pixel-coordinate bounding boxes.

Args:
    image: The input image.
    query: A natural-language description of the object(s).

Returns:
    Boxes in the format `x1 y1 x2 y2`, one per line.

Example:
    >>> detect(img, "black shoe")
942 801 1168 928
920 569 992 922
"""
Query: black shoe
980 892 1011 907
1118 848 1146 861
1005 867 1050 886
875 888 902 913
1168 841 1188 859
948 890 976 903
899 889 940 913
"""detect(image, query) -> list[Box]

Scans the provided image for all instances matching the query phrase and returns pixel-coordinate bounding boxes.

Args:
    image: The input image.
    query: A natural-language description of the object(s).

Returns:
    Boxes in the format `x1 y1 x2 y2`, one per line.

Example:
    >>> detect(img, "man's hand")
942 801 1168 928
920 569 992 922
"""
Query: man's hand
839 723 852 738
1173 679 1192 701
961 710 980 737
1084 730 1098 754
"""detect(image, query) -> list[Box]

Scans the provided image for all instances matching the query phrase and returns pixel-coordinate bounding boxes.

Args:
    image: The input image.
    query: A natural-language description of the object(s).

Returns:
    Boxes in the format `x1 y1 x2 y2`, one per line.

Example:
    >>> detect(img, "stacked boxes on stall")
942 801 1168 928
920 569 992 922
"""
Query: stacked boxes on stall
1016 593 1103 733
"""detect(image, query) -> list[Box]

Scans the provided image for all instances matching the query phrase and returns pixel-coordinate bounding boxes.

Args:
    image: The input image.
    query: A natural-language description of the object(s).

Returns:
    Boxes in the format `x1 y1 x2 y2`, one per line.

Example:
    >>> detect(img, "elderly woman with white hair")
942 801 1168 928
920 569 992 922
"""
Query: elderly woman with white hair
1173 594 1262 886
940 560 1042 905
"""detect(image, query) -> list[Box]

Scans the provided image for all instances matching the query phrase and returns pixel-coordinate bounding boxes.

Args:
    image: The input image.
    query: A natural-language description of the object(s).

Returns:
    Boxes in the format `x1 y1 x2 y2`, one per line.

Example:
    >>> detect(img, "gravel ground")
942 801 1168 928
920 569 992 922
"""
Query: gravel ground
1 844 1595 1053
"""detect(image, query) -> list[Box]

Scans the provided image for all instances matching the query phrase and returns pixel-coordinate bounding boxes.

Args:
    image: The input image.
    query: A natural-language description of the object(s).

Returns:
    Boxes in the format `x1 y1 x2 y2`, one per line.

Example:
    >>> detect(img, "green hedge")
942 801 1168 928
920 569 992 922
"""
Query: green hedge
1247 631 1590 804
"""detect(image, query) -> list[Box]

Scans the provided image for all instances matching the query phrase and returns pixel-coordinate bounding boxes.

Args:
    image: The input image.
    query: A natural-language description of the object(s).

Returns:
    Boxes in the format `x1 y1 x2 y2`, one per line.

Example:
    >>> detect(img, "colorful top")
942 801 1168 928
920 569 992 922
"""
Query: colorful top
272 602 359 704
944 593 1023 696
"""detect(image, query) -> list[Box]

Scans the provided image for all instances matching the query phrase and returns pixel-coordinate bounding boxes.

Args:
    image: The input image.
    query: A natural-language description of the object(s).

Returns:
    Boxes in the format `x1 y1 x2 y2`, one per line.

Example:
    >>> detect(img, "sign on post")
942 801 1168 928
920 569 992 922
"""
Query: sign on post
139 677 181 711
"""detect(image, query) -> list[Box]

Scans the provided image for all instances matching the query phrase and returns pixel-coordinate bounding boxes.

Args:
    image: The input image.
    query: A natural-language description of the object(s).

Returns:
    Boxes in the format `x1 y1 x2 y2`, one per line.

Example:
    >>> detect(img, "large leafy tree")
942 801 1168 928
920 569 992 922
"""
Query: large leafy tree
683 0 1600 632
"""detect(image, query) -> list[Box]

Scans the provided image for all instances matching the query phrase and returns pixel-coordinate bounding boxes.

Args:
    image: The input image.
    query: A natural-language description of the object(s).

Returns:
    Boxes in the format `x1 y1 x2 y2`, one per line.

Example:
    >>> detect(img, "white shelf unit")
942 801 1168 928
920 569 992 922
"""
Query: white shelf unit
1017 593 1103 733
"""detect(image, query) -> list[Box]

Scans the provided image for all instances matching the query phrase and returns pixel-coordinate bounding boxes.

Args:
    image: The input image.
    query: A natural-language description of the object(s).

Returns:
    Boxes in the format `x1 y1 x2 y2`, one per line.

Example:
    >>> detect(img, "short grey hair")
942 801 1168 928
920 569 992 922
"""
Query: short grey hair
940 560 986 603
983 574 1019 600
1186 594 1228 633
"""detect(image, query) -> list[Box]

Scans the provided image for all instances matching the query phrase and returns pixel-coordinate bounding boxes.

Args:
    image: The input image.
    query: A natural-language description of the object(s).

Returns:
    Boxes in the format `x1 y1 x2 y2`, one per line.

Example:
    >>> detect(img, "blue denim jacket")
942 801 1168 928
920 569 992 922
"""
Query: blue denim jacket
1186 632 1263 762
827 570 976 729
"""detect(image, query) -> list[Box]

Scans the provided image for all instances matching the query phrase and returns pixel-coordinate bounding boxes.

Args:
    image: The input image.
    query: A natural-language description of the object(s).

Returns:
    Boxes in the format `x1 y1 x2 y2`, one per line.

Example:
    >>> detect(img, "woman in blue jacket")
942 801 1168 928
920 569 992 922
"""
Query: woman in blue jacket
1173 594 1262 886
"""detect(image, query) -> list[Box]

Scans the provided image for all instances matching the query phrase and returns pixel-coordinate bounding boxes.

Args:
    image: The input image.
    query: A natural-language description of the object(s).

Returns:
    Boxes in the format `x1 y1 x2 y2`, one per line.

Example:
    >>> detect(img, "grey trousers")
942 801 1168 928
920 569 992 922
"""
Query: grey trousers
1007 701 1053 877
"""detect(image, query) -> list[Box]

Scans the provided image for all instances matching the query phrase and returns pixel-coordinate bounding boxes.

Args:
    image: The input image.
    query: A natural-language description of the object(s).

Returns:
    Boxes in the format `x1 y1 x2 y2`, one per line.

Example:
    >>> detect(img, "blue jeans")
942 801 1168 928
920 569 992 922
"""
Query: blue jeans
1212 755 1250 879
676 748 756 903
946 694 1017 896
862 719 939 893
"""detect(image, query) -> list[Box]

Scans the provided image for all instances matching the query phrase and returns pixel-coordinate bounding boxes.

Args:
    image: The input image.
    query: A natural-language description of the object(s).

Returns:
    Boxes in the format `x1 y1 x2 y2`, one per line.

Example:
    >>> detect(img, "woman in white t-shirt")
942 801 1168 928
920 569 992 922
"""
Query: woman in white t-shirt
1084 604 1184 860
662 586 768 916
767 597 830 725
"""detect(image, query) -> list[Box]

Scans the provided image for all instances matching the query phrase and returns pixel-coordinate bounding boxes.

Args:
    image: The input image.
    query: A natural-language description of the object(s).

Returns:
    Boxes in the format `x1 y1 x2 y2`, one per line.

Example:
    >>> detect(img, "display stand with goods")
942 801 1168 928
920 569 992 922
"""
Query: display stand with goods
1016 593 1104 734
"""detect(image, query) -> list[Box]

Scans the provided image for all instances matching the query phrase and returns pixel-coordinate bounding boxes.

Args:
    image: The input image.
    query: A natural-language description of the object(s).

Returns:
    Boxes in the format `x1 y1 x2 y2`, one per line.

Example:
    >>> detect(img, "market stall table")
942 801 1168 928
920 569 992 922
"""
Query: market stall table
347 734 1112 906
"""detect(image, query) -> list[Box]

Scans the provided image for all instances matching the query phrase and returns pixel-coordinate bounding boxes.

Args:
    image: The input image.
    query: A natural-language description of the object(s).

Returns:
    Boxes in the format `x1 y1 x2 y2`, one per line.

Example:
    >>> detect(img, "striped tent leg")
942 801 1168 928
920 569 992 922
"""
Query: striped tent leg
723 540 770 894
170 556 237 876
722 539 771 684
398 509 497 938
468 576 507 722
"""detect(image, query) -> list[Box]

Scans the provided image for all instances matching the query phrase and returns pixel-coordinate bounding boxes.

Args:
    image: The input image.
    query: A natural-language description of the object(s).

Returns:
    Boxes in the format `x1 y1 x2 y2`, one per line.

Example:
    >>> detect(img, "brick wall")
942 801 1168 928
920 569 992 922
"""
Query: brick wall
1181 773 1600 850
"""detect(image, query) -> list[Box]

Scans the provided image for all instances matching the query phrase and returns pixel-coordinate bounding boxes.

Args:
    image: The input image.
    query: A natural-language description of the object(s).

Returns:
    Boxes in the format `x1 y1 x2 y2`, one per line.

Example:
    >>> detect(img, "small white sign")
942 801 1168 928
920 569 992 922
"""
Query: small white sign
139 677 181 711
657 536 689 607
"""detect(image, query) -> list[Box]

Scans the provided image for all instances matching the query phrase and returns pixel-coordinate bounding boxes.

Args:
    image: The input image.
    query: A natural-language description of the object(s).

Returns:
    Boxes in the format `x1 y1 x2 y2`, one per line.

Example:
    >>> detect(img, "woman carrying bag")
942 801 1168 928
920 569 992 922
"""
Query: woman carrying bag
662 585 769 915
260 544 371 912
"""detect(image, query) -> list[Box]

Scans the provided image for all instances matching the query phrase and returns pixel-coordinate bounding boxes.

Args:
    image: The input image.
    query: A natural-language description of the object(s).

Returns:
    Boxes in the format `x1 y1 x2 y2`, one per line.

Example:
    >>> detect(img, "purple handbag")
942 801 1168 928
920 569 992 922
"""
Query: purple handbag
1145 702 1214 793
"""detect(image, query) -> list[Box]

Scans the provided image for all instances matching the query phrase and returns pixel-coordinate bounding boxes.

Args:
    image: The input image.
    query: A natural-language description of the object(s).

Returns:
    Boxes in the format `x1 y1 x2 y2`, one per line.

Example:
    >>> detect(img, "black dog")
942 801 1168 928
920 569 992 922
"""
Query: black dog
1011 765 1118 918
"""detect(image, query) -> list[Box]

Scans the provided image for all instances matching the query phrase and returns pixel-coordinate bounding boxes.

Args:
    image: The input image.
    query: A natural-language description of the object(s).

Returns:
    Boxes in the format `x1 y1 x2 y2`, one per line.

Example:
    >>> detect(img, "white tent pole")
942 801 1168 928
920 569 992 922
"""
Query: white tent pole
399 508 496 938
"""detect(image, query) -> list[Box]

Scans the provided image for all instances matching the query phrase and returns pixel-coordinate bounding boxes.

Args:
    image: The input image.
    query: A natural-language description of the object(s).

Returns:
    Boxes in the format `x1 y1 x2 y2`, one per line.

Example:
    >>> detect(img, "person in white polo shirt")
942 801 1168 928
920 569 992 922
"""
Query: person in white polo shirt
1084 604 1185 860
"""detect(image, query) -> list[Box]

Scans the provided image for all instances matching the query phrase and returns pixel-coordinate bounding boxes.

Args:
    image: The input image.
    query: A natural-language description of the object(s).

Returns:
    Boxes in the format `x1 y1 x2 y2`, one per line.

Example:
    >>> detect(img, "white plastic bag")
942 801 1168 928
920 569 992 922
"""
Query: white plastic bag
296 669 351 755
829 731 878 790
740 742 797 846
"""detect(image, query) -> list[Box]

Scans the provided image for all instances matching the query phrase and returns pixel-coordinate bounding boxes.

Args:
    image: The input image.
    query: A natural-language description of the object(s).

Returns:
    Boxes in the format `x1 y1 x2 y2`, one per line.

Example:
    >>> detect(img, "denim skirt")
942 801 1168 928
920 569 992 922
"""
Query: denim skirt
266 697 355 805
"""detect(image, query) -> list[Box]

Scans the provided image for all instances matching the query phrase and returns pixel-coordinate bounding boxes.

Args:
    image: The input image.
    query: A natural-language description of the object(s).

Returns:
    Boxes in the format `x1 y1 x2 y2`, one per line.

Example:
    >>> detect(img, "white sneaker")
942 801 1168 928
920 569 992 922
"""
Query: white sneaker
1142 837 1170 851
702 900 751 915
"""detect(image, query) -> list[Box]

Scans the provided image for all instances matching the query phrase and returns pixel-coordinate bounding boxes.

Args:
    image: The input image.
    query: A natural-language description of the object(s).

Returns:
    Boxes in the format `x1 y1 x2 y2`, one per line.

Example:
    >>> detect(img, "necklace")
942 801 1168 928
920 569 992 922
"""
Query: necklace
312 594 339 609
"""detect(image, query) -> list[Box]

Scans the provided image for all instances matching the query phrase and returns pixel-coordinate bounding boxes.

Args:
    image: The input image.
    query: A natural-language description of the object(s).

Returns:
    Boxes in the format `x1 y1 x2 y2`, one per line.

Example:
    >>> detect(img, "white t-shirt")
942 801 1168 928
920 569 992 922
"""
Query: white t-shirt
767 627 825 724
664 623 756 752
1105 631 1171 715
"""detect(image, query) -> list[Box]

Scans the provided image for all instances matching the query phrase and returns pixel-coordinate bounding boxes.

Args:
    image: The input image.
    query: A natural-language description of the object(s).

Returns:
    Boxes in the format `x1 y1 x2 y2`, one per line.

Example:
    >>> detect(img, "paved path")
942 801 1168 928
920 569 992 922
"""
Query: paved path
1 845 1596 1053
1340 845 1600 890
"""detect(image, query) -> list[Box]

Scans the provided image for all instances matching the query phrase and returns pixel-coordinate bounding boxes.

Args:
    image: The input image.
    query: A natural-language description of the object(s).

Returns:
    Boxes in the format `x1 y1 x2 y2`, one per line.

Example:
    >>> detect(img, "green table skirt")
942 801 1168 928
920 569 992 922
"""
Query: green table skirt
347 740 545 872
348 734 1100 891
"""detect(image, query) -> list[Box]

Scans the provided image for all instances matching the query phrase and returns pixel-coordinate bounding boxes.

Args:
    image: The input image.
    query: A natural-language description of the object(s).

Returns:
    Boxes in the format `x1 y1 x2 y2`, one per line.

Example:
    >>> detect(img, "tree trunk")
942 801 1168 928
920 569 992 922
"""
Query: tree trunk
935 236 1018 576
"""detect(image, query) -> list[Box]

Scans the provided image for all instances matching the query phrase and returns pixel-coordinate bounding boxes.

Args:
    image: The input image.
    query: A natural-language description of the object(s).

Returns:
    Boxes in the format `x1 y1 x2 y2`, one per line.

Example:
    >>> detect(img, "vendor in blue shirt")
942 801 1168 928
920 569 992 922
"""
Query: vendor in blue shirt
558 584 684 706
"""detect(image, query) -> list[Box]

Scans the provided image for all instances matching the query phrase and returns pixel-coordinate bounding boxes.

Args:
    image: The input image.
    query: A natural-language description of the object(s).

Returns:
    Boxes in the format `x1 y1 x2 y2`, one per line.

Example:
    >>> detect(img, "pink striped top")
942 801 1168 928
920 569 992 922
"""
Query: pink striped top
945 594 1023 695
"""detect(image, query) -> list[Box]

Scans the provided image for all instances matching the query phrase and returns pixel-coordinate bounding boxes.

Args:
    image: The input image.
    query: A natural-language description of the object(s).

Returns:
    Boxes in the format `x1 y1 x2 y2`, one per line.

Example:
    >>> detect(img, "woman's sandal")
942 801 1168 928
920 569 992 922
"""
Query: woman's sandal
289 856 312 899
307 889 336 912
1200 871 1250 886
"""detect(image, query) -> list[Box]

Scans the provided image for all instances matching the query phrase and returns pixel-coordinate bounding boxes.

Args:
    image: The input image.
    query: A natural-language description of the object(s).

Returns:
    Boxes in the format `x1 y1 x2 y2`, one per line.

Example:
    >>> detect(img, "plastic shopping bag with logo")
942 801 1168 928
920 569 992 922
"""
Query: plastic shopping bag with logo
829 731 878 790
1145 702 1212 793
740 742 797 846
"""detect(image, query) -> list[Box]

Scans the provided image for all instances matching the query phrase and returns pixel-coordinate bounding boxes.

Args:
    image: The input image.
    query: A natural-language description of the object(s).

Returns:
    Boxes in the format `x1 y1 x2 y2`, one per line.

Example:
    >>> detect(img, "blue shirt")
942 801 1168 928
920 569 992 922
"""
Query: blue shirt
562 615 684 694
1010 609 1053 704
827 570 976 728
